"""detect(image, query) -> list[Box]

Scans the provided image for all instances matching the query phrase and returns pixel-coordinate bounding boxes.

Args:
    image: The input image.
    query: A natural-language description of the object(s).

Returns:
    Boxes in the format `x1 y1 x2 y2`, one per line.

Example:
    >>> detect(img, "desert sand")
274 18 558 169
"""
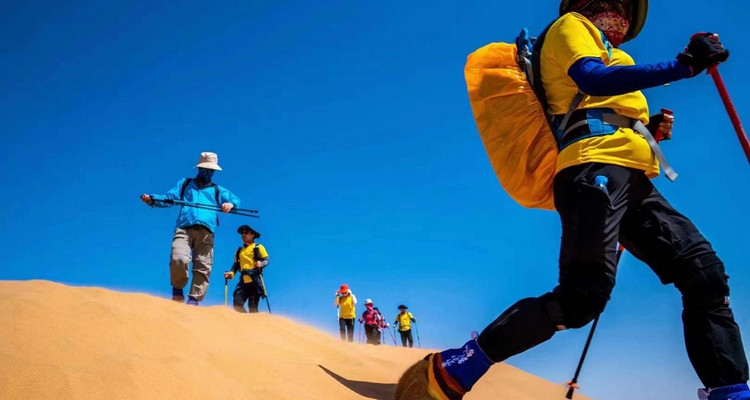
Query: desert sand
0 280 592 400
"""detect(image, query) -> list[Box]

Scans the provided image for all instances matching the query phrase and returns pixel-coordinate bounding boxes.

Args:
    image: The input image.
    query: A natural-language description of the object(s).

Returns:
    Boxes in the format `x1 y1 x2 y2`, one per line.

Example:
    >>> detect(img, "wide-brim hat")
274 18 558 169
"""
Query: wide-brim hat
195 152 223 171
339 284 349 293
398 304 408 310
237 225 261 238
559 0 648 43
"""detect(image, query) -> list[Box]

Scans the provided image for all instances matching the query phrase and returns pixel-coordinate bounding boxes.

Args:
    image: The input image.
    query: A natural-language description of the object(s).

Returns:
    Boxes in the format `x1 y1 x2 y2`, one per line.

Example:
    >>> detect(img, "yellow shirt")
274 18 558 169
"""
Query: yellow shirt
238 243 268 283
541 12 659 177
337 294 356 319
395 312 415 332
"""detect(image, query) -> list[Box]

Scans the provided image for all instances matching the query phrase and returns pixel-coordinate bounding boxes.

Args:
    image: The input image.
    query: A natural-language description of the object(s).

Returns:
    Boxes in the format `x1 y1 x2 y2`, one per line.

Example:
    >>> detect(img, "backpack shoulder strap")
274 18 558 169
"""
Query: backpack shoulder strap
213 185 220 206
179 178 193 200
234 246 243 263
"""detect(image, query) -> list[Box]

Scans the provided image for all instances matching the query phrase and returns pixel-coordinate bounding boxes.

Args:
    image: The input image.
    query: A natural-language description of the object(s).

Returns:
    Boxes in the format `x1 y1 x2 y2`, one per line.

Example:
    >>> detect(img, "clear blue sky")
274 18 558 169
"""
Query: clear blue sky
2 1 749 399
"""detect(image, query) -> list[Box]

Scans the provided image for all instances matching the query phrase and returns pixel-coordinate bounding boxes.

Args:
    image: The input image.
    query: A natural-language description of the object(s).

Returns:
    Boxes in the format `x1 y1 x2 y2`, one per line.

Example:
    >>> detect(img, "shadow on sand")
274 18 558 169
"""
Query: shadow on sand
318 365 396 400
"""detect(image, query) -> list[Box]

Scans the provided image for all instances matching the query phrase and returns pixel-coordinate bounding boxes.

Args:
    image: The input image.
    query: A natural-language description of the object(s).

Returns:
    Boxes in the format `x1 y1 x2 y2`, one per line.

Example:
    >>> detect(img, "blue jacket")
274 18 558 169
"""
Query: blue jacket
151 178 240 233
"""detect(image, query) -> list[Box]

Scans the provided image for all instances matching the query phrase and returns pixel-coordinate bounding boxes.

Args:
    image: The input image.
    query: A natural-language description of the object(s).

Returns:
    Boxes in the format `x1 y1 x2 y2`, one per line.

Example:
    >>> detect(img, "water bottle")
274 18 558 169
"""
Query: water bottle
594 175 609 195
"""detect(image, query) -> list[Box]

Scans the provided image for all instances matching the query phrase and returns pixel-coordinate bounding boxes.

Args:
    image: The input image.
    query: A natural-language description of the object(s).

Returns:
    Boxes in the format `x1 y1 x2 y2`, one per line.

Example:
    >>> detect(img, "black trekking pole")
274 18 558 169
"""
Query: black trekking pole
258 274 271 314
565 245 625 399
153 198 261 218
414 322 422 349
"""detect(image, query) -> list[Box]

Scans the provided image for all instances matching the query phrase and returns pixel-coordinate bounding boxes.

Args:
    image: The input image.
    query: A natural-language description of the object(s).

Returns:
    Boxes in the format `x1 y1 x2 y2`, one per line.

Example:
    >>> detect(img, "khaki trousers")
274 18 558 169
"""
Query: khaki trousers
170 226 214 301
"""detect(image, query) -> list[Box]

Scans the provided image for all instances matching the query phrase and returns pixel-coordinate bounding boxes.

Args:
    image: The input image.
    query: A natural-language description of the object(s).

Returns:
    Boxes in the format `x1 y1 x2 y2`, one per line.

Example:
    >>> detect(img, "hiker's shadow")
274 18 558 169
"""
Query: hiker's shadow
318 365 396 400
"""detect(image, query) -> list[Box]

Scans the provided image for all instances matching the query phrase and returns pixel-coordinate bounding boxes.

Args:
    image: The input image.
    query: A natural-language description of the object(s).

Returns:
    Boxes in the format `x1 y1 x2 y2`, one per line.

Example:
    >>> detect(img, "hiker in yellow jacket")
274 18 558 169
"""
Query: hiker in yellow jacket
334 284 357 342
396 1 748 399
224 225 269 313
394 305 417 348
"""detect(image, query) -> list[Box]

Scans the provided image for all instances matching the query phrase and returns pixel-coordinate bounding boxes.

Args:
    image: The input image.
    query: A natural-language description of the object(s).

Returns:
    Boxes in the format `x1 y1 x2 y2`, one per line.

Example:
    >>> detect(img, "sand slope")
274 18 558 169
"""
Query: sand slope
0 280 591 400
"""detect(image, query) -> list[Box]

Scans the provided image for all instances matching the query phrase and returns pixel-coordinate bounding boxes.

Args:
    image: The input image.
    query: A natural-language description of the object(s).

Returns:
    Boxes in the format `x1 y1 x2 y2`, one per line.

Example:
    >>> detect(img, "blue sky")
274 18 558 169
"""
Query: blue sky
2 1 749 399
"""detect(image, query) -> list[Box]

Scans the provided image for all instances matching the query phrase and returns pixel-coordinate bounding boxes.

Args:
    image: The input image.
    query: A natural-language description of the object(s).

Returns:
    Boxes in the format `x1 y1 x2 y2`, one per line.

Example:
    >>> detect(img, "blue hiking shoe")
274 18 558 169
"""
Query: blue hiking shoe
703 384 750 400
186 297 199 306
171 288 184 302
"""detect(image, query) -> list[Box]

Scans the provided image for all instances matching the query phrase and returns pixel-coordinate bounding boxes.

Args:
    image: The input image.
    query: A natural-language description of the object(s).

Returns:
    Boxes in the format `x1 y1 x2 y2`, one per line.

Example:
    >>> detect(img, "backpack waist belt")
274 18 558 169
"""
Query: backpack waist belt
555 108 678 181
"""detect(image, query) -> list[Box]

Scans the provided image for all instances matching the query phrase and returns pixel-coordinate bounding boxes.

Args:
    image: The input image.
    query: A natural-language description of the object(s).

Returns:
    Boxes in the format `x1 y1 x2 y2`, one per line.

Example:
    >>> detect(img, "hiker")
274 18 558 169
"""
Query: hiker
396 1 749 400
334 284 358 342
359 299 383 345
394 305 417 348
140 152 240 305
224 225 269 313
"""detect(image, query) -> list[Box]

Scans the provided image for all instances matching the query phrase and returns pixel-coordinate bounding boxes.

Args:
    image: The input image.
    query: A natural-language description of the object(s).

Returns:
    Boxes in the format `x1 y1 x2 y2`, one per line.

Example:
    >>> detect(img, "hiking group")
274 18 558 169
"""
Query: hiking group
334 284 419 347
141 152 270 312
395 1 749 400
135 0 750 398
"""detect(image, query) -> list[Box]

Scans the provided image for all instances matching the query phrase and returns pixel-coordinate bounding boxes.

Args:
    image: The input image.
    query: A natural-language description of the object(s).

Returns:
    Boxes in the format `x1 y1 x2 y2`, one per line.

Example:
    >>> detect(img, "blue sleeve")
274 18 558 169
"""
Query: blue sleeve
567 57 692 96
218 185 240 208
150 179 185 208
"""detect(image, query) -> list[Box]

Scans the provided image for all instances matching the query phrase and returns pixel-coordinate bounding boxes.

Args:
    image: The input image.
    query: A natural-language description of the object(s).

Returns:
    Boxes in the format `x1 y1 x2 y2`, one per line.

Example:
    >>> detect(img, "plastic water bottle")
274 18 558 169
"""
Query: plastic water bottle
594 175 609 195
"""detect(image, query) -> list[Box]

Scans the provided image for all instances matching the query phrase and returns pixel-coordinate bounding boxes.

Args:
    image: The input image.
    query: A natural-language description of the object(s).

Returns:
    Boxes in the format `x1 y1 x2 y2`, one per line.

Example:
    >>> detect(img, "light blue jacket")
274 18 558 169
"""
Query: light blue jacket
151 178 240 233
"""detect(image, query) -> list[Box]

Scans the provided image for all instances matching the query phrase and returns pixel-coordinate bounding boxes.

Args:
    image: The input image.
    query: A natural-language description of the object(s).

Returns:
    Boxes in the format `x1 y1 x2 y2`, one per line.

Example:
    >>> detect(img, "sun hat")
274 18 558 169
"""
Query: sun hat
195 152 222 171
237 225 261 238
365 298 373 305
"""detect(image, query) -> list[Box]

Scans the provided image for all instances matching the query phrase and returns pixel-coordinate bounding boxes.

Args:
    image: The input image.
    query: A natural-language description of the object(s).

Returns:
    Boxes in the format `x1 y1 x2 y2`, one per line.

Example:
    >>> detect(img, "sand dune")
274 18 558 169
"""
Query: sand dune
0 280 592 400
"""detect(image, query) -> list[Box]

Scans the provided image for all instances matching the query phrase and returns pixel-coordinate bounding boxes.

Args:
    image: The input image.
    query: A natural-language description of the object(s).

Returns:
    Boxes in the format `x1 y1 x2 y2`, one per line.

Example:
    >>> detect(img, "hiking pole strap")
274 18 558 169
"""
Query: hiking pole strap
603 114 678 181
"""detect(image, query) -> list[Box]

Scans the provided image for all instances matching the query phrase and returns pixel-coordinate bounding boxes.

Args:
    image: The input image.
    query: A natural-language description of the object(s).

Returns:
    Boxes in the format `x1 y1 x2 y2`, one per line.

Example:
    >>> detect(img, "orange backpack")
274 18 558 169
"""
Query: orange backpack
464 29 564 210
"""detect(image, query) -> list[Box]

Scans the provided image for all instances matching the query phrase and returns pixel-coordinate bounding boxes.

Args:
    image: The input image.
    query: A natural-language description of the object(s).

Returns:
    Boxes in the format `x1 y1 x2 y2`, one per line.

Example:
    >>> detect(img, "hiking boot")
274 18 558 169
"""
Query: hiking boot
394 340 494 400
702 384 750 400
186 297 200 306
394 356 442 400
171 288 184 302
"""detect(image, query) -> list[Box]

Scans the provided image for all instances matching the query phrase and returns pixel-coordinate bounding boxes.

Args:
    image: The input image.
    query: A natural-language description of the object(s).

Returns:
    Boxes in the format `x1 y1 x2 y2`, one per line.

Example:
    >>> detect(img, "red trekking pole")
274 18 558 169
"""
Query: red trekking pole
708 66 750 165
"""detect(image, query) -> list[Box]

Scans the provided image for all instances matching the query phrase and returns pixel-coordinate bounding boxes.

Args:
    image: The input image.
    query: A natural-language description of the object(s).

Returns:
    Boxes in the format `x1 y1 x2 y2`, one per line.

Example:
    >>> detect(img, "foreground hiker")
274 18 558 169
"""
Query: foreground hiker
394 305 417 348
359 299 383 345
395 1 749 399
141 152 240 305
224 225 269 313
334 284 358 342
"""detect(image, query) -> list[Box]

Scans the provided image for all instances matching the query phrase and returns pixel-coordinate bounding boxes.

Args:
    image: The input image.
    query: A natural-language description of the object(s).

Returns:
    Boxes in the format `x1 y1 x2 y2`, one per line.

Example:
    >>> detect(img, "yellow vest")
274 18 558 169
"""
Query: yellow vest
542 12 659 177
395 312 415 332
238 243 268 283
337 294 356 319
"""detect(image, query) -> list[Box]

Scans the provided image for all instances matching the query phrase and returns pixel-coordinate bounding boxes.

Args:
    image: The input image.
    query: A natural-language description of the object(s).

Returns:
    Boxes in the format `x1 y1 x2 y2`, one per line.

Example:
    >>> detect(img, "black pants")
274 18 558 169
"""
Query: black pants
233 282 261 313
477 163 748 388
339 318 355 342
400 329 414 347
365 324 381 345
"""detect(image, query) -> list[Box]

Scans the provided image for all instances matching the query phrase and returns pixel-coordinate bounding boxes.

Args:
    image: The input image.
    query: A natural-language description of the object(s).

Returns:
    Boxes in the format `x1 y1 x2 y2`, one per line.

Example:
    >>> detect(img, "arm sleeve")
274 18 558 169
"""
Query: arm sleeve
218 186 240 208
150 179 185 208
257 245 269 267
351 294 357 305
568 57 692 96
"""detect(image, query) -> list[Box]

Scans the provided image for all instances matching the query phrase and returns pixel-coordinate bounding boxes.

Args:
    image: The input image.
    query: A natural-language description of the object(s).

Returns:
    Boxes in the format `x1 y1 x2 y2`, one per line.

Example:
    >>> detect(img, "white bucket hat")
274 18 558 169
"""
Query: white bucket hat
365 298 373 305
195 152 222 171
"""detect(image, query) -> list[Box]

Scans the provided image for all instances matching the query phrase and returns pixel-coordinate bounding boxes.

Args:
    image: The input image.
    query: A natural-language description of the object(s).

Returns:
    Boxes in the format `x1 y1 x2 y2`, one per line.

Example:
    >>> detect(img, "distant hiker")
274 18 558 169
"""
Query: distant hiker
397 1 749 400
140 152 240 306
334 284 357 342
394 305 417 348
224 225 269 313
359 299 383 345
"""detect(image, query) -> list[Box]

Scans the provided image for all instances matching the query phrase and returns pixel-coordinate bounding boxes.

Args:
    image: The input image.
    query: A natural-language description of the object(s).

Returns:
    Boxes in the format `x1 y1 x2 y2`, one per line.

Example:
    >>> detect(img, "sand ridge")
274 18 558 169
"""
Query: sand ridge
0 280 592 400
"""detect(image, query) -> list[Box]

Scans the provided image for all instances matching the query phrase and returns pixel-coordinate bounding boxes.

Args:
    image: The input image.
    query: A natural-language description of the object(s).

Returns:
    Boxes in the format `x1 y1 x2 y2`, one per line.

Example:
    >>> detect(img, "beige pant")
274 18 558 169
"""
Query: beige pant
170 226 214 301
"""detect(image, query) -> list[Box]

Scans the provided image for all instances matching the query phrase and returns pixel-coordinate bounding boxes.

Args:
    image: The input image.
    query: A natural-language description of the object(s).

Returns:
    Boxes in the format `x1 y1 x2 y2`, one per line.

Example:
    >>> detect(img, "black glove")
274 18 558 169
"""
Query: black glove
677 32 729 76
646 113 668 142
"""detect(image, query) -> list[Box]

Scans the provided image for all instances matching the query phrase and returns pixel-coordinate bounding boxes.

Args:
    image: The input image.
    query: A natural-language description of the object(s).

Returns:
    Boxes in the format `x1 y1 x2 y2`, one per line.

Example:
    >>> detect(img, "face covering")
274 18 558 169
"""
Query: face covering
196 168 215 183
573 0 632 47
